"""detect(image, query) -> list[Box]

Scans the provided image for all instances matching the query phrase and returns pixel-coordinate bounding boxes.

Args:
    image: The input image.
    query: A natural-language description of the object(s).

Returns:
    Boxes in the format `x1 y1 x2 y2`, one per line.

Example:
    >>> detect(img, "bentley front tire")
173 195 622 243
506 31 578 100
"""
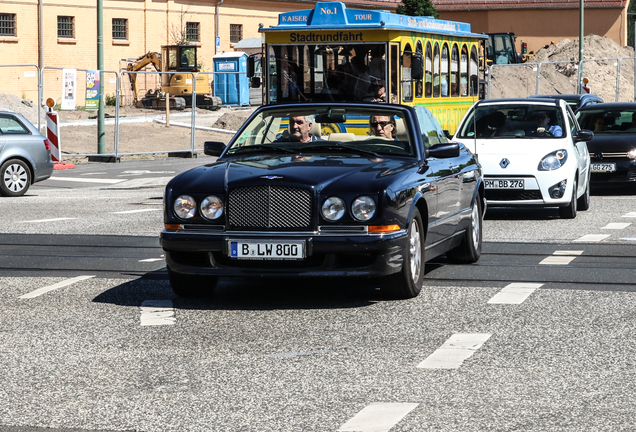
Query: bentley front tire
167 267 218 297
381 208 424 299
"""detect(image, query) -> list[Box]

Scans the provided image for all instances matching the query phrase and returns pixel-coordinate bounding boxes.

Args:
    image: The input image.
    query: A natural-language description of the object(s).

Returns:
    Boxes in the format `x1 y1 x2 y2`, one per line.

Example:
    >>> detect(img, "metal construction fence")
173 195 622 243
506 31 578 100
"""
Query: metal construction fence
488 56 636 101
0 64 257 161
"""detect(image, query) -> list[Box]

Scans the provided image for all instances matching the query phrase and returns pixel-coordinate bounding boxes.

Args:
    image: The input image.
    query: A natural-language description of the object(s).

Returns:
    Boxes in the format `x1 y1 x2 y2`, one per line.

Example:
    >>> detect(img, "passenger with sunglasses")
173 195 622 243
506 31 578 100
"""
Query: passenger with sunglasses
369 115 396 140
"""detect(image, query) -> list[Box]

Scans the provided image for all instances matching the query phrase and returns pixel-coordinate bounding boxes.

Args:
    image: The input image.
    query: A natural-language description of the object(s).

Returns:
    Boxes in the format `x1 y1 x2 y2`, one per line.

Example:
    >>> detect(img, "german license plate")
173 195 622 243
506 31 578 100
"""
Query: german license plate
229 240 305 260
591 163 616 173
484 179 525 189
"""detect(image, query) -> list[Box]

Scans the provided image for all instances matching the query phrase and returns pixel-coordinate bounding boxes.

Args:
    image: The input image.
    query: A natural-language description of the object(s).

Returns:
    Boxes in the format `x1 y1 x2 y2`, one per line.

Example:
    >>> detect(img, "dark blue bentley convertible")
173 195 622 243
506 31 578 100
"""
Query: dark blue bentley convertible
160 103 485 299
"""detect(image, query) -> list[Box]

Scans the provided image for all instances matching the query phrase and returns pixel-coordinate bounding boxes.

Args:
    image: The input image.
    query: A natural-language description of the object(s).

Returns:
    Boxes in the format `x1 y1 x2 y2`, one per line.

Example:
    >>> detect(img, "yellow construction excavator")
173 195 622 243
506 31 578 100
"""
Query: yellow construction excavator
126 45 221 110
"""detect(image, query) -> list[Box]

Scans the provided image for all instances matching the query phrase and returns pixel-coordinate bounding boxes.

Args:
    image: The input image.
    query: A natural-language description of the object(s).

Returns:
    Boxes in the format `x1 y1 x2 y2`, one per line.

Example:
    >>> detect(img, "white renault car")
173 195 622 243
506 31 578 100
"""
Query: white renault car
453 98 593 219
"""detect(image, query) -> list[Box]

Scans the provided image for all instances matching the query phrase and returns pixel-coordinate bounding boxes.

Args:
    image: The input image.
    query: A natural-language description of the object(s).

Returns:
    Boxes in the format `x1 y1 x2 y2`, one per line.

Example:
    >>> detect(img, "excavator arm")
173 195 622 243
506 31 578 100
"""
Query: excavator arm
126 52 161 106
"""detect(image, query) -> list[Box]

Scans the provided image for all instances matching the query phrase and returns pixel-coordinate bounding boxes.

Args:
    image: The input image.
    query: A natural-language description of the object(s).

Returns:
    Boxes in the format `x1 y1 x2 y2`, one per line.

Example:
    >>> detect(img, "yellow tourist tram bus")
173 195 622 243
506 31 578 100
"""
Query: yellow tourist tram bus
257 1 487 134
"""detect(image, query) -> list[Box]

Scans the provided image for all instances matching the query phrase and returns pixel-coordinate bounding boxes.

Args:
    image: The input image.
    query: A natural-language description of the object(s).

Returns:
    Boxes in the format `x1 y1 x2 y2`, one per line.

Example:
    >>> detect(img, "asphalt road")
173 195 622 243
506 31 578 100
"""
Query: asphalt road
2 158 636 431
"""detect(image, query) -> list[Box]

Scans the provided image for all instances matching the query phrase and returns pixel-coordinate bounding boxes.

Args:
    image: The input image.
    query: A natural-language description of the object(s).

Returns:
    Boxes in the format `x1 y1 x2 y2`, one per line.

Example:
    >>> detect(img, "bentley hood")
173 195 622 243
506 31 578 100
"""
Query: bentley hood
167 154 418 195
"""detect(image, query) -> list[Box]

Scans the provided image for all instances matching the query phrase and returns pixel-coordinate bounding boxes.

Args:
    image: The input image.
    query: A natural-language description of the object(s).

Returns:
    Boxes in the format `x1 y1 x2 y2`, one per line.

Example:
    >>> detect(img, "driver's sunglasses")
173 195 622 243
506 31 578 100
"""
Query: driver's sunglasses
370 121 391 128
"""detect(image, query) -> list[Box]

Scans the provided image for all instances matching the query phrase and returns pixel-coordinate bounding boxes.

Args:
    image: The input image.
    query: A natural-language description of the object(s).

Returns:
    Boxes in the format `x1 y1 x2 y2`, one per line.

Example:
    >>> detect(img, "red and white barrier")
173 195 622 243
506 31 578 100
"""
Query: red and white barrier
46 111 75 169
46 111 61 162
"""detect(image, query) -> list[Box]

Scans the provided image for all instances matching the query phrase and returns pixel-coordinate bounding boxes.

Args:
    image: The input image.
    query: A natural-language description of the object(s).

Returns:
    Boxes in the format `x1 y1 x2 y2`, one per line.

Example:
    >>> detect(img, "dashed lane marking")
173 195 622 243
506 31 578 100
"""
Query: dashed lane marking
540 250 583 265
138 258 164 263
338 402 419 432
140 300 175 326
48 176 127 184
21 217 78 223
601 223 631 230
19 275 95 299
488 283 544 304
574 234 611 242
416 333 492 369
622 212 636 218
112 209 162 214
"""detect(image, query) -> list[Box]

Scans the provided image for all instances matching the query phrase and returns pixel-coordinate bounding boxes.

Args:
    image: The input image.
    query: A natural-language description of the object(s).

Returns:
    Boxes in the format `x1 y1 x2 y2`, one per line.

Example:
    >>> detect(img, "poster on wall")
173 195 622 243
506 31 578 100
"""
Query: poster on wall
85 70 100 111
61 68 77 110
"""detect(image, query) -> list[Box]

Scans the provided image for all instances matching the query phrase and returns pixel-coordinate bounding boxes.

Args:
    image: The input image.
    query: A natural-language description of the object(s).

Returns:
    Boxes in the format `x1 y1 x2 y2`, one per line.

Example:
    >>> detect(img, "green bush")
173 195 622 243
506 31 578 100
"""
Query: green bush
105 94 117 106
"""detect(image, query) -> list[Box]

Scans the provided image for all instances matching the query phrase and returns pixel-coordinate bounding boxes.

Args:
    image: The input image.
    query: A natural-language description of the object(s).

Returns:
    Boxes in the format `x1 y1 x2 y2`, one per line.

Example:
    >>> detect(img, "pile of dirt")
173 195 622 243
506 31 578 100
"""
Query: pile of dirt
489 34 636 102
0 93 41 124
212 109 254 130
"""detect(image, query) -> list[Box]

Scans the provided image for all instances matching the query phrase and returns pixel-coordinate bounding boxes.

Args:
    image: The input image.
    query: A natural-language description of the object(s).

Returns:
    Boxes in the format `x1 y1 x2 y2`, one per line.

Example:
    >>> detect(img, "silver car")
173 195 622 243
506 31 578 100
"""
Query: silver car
0 108 54 197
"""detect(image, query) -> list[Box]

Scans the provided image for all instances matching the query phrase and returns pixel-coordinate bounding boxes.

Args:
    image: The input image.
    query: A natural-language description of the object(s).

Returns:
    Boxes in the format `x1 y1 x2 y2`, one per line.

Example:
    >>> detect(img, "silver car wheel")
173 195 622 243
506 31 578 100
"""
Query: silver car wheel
470 202 480 251
4 162 28 193
409 217 422 283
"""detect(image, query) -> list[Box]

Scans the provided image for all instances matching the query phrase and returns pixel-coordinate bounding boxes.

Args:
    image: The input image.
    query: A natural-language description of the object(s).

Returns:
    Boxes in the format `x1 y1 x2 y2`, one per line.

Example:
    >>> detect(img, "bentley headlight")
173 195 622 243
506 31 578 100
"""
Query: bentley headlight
538 149 568 171
352 196 376 221
173 195 197 219
628 149 636 160
200 195 224 220
322 197 345 221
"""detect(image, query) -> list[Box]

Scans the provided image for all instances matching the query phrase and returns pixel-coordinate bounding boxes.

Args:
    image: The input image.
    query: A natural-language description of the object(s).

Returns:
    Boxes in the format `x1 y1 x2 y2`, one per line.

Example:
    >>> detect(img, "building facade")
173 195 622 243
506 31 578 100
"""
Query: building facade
0 0 398 104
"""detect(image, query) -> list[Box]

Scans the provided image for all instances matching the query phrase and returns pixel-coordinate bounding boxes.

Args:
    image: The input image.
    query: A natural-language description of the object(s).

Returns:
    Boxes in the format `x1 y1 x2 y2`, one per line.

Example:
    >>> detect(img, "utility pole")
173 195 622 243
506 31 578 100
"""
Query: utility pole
97 0 105 154
578 0 584 93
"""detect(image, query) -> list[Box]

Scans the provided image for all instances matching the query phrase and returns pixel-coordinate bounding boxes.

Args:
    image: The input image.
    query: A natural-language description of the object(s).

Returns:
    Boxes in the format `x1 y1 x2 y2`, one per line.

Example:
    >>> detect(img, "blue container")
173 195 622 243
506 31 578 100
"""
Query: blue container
213 52 249 106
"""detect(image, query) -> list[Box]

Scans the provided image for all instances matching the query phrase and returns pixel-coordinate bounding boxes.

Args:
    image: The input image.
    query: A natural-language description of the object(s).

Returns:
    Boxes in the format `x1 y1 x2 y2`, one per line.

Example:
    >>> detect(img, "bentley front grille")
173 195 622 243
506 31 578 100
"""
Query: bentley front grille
228 185 312 229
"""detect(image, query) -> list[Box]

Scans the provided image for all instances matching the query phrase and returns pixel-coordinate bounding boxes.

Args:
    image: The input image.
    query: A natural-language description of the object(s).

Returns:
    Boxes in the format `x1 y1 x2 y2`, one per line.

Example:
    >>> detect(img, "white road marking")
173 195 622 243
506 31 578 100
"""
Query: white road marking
19 275 95 299
602 222 631 230
488 283 543 304
139 258 164 263
140 300 175 326
416 333 492 369
338 403 419 432
48 176 127 184
574 234 611 242
622 212 636 218
540 256 576 265
619 238 636 241
112 209 162 214
22 217 77 223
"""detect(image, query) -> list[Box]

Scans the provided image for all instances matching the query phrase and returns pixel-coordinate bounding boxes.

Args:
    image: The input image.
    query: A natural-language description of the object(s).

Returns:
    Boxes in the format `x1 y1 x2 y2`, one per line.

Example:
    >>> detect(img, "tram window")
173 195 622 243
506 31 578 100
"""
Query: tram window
470 45 479 96
402 45 413 102
441 43 449 97
451 44 459 97
390 44 398 103
415 41 423 98
369 46 385 82
425 42 432 97
433 43 440 97
460 45 469 96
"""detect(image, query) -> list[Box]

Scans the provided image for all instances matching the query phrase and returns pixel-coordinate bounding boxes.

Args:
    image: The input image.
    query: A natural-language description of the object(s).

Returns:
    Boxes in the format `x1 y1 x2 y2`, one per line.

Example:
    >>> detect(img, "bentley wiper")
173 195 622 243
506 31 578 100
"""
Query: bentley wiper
228 144 296 154
301 143 379 157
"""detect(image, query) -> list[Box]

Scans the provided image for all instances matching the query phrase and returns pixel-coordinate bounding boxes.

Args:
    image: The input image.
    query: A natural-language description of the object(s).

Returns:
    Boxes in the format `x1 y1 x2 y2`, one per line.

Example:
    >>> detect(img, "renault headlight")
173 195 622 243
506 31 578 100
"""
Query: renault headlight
352 196 376 221
322 197 345 221
538 149 568 171
200 195 224 220
173 195 197 219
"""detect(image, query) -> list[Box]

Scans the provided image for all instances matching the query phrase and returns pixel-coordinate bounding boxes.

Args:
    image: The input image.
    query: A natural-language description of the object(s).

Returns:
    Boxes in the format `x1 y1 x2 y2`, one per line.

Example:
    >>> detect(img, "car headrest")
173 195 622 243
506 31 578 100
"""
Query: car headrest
310 119 321 137
395 118 408 141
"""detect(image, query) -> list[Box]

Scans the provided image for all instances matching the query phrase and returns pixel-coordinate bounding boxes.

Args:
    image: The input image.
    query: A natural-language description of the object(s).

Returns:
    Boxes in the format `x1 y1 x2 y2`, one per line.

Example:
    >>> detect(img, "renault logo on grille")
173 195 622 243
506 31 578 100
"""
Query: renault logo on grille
500 158 510 168
261 175 283 180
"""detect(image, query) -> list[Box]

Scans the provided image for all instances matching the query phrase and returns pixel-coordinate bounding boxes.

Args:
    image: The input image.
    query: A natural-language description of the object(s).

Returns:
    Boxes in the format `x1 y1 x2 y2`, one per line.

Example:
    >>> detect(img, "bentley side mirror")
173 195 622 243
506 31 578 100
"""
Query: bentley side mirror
204 141 227 157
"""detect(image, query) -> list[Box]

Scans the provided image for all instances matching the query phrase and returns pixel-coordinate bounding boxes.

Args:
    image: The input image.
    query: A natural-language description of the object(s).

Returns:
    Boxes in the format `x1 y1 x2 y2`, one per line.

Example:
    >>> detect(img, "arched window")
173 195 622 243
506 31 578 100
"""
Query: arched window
441 43 449 97
401 43 413 102
460 45 469 96
451 44 459 97
470 45 479 96
415 40 423 98
433 42 440 97
425 42 432 97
